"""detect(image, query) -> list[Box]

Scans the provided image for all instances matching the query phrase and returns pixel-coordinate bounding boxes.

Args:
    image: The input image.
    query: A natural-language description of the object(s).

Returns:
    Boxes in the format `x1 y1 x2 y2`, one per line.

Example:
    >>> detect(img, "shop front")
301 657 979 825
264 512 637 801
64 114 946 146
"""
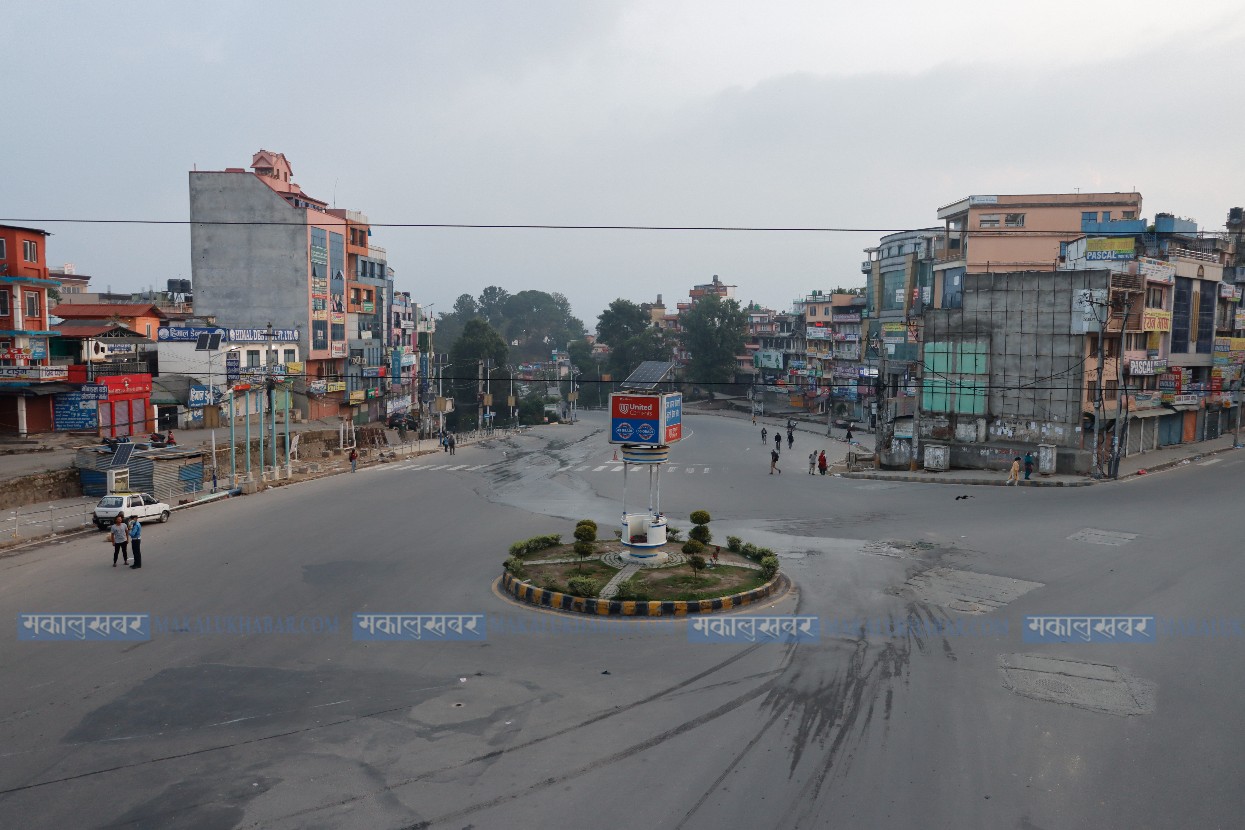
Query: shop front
96 374 153 438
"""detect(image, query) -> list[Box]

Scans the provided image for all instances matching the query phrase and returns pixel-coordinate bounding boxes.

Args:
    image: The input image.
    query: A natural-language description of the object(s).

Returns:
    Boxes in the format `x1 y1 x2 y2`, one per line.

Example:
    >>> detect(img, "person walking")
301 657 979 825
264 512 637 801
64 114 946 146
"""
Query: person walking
110 515 129 567
1008 456 1021 485
349 448 358 473
774 432 782 454
128 517 143 569
770 447 782 474
448 433 456 455
845 424 854 445
761 427 767 443
808 450 817 475
787 430 794 449
818 450 828 475
752 414 756 426
1023 451 1035 480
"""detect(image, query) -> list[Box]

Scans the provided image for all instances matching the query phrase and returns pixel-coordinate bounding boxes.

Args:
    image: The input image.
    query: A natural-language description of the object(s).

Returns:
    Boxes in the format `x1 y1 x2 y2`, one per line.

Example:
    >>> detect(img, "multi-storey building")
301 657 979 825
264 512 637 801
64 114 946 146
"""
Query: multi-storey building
0 224 67 435
190 150 395 421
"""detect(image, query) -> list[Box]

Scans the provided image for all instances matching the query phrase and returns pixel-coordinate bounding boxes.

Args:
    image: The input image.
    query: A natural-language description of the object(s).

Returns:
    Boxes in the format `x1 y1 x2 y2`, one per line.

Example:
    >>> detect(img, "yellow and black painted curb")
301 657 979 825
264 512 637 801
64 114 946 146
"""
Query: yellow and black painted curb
499 570 782 616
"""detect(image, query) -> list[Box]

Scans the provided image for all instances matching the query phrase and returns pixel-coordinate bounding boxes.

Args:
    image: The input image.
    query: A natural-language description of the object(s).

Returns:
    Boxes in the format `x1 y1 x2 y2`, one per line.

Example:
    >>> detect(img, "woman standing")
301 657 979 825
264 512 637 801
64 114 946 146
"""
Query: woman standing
110 515 130 567
818 450 828 475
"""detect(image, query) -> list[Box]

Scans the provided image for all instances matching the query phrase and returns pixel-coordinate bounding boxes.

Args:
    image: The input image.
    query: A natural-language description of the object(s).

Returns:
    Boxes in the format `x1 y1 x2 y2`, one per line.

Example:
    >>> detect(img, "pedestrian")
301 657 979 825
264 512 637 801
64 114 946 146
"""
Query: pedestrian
787 430 794 449
818 450 828 475
752 414 756 426
448 433 457 455
845 424 854 444
349 448 358 473
761 427 767 443
808 451 817 475
128 517 143 569
770 447 782 474
1008 456 1021 485
711 548 720 567
1023 451 1034 480
110 515 129 567
774 432 781 453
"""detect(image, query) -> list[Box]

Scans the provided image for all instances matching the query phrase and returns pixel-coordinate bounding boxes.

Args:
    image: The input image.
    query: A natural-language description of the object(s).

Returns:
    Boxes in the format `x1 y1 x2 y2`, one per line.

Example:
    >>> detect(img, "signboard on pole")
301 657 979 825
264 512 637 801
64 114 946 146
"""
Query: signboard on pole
609 392 683 445
663 393 683 443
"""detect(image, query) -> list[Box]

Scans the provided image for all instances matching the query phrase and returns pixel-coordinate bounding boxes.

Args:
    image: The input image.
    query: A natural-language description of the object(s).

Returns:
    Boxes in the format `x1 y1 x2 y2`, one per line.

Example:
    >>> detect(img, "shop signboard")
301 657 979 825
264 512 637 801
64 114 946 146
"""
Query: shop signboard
663 393 683 443
0 366 69 381
1138 257 1175 282
806 326 830 339
326 381 346 393
229 328 298 343
1236 310 1245 331
157 326 227 342
1085 237 1136 261
53 392 98 430
80 383 109 401
1128 358 1167 376
1141 309 1172 332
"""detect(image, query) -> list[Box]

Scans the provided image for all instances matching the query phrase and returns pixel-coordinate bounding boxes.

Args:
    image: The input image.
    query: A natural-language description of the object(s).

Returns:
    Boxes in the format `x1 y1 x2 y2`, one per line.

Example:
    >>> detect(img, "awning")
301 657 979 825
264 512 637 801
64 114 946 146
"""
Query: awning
1168 404 1199 412
1127 408 1167 419
0 382 77 397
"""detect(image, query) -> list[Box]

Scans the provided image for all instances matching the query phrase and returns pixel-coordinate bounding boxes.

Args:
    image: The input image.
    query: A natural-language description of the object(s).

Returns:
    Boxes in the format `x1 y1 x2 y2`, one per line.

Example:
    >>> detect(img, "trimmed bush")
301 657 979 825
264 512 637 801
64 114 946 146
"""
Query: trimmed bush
738 542 775 563
726 536 743 553
508 534 563 557
504 556 527 578
575 519 598 534
566 575 601 598
682 539 705 556
689 525 712 545
759 555 780 581
612 577 651 602
689 554 707 574
689 510 711 526
538 575 559 591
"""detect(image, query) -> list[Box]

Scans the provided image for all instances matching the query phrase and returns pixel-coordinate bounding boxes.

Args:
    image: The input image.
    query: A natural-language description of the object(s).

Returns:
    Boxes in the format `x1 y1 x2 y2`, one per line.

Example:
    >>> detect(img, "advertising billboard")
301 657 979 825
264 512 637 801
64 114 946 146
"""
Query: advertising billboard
1085 237 1136 261
609 392 684 445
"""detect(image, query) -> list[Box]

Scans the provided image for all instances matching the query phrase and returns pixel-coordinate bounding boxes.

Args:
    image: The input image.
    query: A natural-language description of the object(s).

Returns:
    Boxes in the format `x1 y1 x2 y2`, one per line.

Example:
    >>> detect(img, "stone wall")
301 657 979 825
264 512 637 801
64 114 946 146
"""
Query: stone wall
0 468 82 511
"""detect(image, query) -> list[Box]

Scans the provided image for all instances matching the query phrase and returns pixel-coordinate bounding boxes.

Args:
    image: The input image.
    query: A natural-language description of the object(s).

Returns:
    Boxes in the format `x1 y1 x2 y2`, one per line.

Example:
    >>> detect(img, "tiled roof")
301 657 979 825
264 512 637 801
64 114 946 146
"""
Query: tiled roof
49 303 169 319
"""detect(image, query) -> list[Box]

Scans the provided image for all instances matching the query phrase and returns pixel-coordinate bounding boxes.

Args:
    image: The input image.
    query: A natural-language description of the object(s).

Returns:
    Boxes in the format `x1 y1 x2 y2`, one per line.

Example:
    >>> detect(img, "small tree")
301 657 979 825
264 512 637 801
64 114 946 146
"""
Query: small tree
689 554 707 577
573 523 597 572
689 510 712 545
726 536 742 553
682 539 705 557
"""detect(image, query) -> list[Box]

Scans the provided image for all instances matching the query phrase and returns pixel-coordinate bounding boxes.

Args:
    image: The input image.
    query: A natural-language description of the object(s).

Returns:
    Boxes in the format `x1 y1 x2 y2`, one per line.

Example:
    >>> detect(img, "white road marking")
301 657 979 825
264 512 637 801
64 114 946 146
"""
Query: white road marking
446 464 469 470
593 465 607 471
1199 458 1222 466
611 466 624 472
703 467 710 473
466 464 489 470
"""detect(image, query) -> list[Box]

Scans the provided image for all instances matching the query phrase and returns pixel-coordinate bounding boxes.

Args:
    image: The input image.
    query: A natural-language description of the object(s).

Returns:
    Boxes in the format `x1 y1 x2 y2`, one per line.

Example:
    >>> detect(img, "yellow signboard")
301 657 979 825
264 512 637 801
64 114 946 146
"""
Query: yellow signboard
285 362 304 375
1142 309 1172 332
349 390 365 403
326 381 346 393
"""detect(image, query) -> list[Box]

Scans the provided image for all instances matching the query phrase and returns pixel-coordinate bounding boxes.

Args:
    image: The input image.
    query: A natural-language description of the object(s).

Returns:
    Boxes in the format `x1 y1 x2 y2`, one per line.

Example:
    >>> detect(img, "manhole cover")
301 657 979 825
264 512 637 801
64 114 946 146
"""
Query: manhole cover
1001 654 1154 716
1067 528 1137 546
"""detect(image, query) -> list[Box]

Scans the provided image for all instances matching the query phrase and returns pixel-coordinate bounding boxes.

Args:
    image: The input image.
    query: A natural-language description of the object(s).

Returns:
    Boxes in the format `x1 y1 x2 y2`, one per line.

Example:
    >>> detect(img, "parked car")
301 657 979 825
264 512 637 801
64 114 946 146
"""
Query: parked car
93 493 171 530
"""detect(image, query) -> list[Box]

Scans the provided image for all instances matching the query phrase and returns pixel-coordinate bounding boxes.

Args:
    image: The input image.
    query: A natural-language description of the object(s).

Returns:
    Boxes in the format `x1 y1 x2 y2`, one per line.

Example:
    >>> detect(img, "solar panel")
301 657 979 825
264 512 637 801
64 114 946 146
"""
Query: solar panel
622 361 677 390
109 443 135 468
207 332 223 350
195 333 210 351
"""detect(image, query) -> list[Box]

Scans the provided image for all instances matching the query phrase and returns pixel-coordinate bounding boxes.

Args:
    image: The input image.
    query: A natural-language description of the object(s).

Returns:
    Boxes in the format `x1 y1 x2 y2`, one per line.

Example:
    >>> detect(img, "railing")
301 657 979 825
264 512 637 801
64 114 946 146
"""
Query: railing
1167 246 1220 264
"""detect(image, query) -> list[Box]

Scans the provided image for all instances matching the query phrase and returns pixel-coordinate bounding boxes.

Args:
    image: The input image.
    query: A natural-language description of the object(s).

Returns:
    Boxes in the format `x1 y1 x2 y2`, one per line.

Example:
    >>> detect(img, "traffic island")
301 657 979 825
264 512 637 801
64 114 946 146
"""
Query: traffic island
498 523 788 616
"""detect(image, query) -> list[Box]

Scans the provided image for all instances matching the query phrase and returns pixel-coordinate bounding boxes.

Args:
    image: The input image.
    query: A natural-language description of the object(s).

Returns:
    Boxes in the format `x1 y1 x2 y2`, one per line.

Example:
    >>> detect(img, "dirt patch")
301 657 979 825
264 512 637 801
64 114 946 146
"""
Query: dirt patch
634 564 767 601
524 559 616 585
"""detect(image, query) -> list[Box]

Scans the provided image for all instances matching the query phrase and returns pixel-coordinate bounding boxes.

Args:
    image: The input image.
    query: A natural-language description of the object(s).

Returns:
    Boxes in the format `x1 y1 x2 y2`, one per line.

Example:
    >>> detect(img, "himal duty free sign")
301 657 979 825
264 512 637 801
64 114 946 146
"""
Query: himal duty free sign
609 392 683 445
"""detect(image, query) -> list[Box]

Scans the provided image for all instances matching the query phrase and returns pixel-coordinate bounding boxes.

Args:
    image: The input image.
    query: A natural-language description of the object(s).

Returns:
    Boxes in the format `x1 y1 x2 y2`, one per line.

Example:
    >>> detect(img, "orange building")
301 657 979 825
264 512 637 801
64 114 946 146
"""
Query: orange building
50 303 168 340
0 224 67 435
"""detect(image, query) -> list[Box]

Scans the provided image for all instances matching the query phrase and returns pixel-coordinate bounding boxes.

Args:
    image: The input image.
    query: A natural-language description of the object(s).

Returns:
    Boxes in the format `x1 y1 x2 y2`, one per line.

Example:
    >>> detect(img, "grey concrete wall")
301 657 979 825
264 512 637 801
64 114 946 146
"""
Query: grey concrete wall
189 173 308 344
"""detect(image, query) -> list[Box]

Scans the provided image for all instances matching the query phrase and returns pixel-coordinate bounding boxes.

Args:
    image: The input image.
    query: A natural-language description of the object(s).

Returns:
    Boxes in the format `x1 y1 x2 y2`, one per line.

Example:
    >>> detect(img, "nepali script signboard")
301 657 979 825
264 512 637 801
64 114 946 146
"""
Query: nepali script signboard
609 392 683 445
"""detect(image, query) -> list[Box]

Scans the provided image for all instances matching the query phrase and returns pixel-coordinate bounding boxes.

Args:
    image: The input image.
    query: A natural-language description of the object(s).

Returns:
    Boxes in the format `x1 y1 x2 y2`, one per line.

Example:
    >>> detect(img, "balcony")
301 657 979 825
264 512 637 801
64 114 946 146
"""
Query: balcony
1081 219 1147 236
1168 246 1220 264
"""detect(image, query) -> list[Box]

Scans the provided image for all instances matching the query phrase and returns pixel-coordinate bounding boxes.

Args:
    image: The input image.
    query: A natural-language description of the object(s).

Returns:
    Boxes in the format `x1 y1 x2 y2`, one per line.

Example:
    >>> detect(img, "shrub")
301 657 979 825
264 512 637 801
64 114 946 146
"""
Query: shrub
566 575 601 598
504 556 527 578
666 526 683 541
538 575 559 591
682 539 705 556
689 525 712 545
689 510 711 526
738 542 775 563
726 536 743 553
508 534 562 557
759 555 780 581
612 577 651 602
689 554 707 574
575 519 598 534
573 524 597 543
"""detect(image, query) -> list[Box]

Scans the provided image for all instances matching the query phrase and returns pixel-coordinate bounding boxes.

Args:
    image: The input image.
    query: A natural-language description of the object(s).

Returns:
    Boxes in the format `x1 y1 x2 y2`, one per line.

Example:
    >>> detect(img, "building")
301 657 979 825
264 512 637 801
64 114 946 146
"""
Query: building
0 224 69 435
47 264 91 301
50 302 168 342
189 150 395 422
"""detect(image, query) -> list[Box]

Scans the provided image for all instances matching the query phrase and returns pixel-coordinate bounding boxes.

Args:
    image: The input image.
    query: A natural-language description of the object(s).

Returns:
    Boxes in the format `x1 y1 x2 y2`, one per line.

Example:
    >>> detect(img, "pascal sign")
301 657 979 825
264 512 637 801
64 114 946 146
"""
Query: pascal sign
609 392 683 445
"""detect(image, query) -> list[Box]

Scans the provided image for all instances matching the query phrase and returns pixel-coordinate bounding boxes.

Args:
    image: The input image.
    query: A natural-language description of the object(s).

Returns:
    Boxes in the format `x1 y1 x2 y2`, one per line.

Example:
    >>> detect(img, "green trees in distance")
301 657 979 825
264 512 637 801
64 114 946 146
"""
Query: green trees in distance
678 294 747 390
438 286 586 365
607 327 674 384
596 299 650 348
447 319 508 428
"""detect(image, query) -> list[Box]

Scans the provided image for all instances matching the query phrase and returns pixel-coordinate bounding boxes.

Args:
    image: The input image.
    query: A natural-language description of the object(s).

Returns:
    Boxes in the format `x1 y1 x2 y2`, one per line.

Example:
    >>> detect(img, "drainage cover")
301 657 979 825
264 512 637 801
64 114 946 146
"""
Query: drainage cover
1067 528 1137 546
902 567 1043 614
1000 653 1155 716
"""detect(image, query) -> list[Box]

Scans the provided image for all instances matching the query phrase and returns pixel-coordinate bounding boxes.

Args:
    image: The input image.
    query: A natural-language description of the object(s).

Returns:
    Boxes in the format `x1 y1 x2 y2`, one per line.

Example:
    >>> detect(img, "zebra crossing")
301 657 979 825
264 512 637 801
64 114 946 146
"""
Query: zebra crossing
381 461 711 474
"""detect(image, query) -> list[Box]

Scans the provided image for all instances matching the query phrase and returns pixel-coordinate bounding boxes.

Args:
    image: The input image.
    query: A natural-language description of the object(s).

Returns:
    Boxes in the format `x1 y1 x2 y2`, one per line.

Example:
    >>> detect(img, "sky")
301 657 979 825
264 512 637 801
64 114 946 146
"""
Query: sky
4 0 1244 331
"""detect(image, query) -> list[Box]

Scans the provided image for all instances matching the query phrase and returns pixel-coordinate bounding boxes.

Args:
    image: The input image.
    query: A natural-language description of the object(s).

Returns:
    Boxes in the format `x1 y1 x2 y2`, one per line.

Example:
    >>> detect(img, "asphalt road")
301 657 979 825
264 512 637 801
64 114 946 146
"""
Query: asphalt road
1 410 1243 829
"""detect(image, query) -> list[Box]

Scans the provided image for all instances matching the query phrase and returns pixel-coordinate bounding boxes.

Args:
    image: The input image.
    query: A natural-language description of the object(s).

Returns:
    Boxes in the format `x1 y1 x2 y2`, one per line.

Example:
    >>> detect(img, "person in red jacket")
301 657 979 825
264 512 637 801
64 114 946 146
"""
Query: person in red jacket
818 450 828 475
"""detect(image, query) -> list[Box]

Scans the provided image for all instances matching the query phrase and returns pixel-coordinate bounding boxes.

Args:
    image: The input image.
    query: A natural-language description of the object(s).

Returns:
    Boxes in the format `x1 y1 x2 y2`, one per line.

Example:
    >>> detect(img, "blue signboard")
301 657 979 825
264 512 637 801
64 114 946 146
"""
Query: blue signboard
157 326 227 342
188 385 211 409
662 393 683 443
80 384 109 401
225 353 240 385
609 393 662 444
54 392 99 430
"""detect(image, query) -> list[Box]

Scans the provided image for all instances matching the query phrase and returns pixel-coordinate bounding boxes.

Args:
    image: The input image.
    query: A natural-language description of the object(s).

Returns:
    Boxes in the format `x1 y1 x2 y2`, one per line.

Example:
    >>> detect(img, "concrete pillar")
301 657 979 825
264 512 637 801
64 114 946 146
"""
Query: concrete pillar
16 396 27 437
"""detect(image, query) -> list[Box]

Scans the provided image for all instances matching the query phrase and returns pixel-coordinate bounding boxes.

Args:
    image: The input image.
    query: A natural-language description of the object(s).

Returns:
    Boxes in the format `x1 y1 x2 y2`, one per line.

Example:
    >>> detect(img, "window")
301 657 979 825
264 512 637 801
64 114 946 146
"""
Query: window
808 307 816 317
22 240 37 262
24 291 39 319
0 290 8 316
1125 332 1147 351
978 214 1000 228
1004 213 1025 227
246 350 261 367
0 239 5 259
283 348 296 364
1101 212 1111 222
1146 286 1165 308
1082 212 1098 223
1123 211 1136 220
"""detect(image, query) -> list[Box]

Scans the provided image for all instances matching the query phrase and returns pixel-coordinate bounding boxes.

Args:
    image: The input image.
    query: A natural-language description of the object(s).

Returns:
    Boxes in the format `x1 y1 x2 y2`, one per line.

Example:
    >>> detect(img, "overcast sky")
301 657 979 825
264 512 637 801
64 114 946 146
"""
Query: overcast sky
4 1 1244 330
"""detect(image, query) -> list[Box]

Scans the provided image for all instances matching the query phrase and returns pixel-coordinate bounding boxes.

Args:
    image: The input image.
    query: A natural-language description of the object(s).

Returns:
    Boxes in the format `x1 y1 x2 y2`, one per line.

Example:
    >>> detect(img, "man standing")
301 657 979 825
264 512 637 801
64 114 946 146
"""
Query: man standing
448 433 457 455
808 450 817 475
349 448 358 473
128 517 143 569
1023 451 1035 480
770 447 782 475
110 515 129 567
774 432 781 454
